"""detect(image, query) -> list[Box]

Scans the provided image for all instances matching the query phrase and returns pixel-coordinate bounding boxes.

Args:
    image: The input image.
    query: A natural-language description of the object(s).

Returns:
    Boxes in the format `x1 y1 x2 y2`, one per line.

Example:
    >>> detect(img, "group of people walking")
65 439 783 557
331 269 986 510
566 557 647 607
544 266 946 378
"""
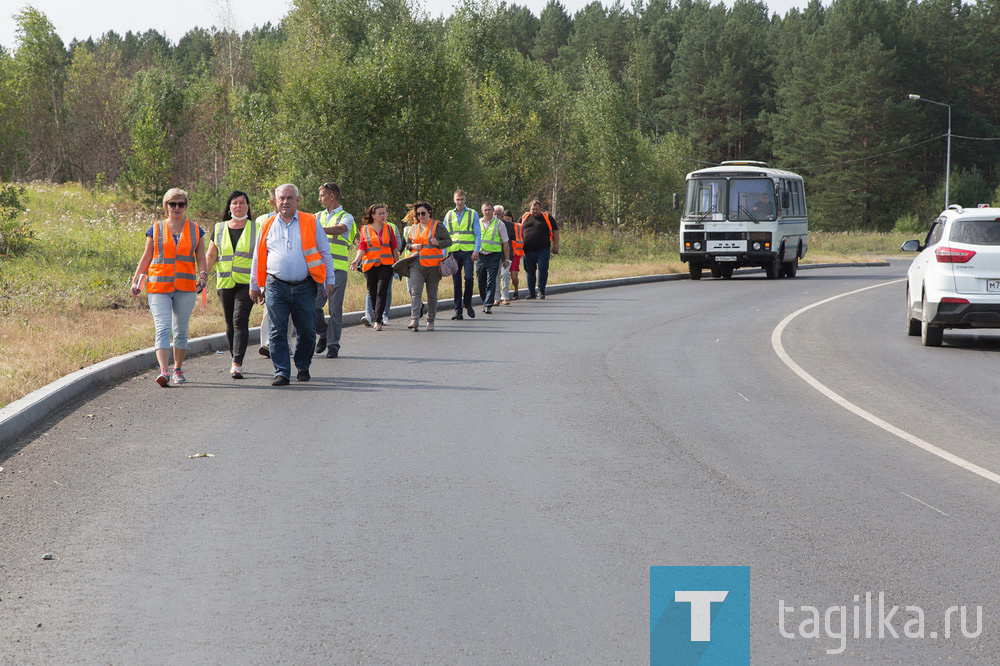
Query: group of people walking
131 185 560 387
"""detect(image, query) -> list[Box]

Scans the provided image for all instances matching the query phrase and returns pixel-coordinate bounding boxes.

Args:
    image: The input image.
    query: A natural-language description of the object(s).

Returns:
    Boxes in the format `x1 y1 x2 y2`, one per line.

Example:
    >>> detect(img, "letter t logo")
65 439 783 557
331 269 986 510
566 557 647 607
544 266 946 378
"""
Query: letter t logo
675 591 729 641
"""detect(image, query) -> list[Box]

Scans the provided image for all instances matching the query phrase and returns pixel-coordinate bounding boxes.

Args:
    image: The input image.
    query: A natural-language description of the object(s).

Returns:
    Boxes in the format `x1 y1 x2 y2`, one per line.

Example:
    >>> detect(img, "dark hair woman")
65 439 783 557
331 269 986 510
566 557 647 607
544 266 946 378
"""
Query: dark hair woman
206 190 257 378
404 201 452 331
350 203 399 331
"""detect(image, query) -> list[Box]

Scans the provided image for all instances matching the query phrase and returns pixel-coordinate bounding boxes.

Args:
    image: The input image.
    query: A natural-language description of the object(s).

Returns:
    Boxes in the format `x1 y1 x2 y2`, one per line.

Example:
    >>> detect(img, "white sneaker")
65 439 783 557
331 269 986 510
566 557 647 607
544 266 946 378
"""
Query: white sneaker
360 315 371 327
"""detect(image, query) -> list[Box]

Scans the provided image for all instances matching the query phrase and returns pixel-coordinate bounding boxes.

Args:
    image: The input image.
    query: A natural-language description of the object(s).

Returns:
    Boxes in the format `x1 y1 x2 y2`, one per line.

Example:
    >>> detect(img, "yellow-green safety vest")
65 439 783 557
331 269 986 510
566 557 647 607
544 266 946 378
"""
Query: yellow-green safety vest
213 219 257 288
480 218 503 254
316 209 356 271
445 208 476 252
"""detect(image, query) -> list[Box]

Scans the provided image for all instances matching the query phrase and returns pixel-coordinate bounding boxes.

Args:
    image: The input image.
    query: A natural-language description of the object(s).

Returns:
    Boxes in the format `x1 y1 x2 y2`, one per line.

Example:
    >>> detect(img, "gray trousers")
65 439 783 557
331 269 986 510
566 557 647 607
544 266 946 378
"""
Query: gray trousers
409 265 440 323
315 268 348 351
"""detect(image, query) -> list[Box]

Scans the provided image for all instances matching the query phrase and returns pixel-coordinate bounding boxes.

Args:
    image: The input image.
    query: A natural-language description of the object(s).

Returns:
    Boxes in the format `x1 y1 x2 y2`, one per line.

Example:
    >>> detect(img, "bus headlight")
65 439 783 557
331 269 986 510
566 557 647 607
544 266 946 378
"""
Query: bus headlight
693 241 702 250
752 241 761 251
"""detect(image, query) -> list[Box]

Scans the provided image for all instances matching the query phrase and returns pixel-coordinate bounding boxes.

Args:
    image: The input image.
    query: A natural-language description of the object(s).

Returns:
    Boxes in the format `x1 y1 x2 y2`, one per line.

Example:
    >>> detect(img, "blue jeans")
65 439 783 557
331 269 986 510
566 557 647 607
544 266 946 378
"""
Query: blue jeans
266 276 318 378
148 291 197 350
476 252 502 306
523 248 551 296
451 250 474 312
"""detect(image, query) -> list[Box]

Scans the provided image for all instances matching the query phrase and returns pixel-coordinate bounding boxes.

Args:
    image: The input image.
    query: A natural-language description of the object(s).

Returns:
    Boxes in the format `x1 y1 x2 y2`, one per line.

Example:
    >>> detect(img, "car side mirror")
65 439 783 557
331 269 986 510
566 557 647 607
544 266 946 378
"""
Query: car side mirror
781 191 790 209
672 193 680 210
901 239 922 252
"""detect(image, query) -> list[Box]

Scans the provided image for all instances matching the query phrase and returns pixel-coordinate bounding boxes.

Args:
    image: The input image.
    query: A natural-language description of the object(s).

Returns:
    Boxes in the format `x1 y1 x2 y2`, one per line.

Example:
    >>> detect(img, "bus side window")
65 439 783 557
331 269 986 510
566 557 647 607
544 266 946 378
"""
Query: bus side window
790 181 804 216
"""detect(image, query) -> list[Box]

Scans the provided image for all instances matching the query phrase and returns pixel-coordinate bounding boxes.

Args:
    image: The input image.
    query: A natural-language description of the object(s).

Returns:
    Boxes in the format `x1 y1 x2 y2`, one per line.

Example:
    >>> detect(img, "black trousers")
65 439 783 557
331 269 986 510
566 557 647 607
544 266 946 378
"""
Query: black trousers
365 265 394 323
217 284 254 364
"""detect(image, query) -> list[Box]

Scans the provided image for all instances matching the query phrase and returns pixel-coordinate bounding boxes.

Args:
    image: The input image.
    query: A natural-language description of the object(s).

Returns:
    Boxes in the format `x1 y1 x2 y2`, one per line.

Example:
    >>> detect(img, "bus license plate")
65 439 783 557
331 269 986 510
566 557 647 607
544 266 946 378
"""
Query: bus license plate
716 256 737 262
988 280 1000 292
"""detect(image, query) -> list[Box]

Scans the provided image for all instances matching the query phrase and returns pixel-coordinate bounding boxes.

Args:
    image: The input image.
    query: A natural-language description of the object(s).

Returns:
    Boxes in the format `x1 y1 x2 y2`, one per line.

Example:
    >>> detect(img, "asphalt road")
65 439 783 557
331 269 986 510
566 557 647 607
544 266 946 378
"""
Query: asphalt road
3 263 1000 663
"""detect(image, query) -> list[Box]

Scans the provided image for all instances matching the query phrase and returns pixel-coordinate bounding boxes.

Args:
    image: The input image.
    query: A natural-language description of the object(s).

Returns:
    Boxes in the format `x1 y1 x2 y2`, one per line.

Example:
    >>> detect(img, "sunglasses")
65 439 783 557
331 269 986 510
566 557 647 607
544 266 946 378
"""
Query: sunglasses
167 201 187 209
416 211 430 217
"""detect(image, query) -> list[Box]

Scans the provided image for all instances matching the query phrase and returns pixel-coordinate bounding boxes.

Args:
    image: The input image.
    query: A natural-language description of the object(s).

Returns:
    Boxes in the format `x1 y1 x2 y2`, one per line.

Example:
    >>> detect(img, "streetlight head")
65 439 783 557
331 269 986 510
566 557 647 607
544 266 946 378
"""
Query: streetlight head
908 94 921 100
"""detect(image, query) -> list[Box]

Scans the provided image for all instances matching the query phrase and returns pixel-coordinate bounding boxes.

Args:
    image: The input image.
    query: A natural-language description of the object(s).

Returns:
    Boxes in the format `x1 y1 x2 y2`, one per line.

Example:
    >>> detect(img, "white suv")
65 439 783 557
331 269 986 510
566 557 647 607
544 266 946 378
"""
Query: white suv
903 205 1000 346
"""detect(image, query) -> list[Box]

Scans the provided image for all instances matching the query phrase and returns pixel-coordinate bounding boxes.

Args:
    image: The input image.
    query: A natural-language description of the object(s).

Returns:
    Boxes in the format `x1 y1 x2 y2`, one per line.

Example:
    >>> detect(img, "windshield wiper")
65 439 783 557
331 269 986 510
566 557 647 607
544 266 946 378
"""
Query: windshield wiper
695 208 717 223
738 204 760 224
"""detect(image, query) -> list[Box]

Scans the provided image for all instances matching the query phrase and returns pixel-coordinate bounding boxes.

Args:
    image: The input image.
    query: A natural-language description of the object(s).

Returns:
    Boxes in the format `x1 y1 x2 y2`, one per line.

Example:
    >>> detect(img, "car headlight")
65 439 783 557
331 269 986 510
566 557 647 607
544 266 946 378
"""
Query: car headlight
693 241 702 250
752 241 761 250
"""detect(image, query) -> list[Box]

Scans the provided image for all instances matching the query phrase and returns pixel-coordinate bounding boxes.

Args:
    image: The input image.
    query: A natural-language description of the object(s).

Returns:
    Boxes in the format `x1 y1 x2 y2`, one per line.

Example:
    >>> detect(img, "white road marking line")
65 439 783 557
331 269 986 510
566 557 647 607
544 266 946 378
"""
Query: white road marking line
900 491 950 516
737 392 750 402
771 278 1000 488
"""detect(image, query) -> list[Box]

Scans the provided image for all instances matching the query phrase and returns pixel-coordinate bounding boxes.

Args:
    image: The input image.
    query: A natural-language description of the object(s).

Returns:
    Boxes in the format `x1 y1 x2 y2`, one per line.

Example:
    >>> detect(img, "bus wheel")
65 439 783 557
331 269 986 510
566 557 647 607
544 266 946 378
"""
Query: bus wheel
689 263 703 280
720 266 734 279
783 257 798 278
764 257 780 279
710 267 722 278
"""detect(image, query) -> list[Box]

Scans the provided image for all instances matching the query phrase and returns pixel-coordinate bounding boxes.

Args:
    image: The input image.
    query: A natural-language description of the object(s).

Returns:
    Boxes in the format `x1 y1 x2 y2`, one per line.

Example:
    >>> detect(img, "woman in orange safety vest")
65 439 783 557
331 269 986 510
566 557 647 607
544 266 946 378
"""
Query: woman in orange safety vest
404 201 453 331
131 188 208 387
350 203 400 331
504 209 522 300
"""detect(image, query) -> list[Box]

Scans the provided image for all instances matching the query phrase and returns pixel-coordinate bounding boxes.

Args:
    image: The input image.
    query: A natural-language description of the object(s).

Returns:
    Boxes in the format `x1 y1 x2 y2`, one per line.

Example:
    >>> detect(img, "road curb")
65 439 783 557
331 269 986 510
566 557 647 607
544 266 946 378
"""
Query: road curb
0 261 890 448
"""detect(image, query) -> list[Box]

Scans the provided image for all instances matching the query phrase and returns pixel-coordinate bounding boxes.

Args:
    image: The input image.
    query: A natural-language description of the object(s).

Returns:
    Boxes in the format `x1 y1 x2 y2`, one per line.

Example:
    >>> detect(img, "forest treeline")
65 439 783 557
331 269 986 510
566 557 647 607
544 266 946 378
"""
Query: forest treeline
1 0 998 231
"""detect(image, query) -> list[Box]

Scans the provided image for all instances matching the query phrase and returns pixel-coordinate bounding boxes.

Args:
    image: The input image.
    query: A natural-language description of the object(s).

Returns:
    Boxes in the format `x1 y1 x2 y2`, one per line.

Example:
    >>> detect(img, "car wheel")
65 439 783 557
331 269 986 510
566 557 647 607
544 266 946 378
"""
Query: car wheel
689 262 703 280
783 258 798 278
921 293 943 346
905 286 920 336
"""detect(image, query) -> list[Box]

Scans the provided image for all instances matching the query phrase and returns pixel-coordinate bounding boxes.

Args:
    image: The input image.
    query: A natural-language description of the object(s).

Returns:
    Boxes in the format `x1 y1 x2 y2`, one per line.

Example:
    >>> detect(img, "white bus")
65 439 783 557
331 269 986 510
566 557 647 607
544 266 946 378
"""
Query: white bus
678 161 808 279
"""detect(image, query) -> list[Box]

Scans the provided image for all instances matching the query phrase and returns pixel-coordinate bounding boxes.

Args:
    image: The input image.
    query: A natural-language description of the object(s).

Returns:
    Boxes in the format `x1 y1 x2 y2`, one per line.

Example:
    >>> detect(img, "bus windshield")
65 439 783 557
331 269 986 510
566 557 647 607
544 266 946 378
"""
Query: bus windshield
684 178 725 218
729 179 775 221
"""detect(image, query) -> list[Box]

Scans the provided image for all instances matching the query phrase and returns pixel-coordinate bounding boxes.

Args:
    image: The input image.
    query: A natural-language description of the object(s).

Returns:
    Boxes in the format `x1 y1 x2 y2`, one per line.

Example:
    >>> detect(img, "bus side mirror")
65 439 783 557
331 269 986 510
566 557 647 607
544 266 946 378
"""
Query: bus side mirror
672 193 680 210
781 192 790 209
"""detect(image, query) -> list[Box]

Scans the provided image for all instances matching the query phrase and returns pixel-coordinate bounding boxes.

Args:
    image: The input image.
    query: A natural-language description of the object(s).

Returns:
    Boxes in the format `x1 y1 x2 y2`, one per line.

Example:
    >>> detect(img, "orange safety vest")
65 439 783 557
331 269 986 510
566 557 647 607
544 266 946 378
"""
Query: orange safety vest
255 212 327 287
520 211 554 242
512 222 525 257
360 224 394 271
412 221 444 267
147 219 199 293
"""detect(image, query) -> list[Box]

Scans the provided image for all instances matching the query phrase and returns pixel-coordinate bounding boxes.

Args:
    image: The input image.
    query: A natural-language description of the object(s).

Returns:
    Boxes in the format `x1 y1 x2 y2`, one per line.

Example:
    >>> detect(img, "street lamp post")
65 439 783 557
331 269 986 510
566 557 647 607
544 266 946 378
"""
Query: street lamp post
908 93 952 209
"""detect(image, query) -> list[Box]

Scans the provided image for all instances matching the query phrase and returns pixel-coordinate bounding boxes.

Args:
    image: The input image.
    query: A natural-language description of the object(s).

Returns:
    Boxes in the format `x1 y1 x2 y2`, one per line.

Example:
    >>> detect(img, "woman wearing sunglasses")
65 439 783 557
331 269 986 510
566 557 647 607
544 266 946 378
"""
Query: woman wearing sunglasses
131 188 208 386
405 201 452 331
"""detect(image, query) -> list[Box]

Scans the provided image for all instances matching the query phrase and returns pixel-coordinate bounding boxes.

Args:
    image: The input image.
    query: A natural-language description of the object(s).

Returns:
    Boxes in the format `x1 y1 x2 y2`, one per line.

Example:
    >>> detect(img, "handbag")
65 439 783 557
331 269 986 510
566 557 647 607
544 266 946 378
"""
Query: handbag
439 254 458 277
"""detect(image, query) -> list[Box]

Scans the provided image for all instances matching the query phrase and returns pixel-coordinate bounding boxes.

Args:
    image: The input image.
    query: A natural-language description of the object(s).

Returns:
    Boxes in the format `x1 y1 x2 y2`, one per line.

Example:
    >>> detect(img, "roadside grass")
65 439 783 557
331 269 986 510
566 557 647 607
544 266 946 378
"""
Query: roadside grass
0 183 900 408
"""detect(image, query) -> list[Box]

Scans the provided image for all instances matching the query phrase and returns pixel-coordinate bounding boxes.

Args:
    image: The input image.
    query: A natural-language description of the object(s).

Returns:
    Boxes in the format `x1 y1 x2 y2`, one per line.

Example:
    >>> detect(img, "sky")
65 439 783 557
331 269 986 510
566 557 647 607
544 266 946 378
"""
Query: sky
1 0 812 51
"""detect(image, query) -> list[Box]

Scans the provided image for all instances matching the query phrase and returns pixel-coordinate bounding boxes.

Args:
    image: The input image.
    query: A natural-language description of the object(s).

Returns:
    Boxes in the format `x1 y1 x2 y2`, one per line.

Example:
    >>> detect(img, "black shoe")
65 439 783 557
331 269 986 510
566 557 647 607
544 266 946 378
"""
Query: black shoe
484 306 492 314
272 375 289 386
526 293 537 300
325 347 338 358
315 339 326 354
296 369 310 381
451 313 464 320
259 346 271 358
539 292 545 300
466 306 476 319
